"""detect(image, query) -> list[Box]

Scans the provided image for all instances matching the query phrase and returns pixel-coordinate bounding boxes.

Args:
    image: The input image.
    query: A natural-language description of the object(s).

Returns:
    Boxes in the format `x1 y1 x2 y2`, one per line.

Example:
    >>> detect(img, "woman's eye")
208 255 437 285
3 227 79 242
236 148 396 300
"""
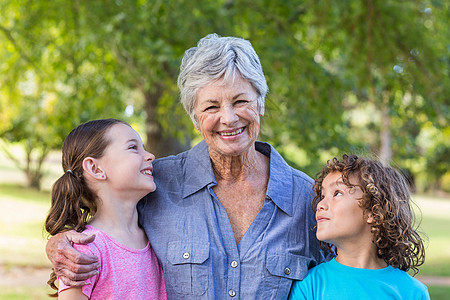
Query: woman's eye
235 100 248 104
204 106 217 111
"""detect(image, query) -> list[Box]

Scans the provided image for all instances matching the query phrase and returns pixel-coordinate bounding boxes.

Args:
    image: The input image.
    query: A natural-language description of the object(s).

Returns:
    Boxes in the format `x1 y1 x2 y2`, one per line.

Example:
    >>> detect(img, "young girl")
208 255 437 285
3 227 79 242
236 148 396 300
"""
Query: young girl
45 119 167 299
289 154 430 299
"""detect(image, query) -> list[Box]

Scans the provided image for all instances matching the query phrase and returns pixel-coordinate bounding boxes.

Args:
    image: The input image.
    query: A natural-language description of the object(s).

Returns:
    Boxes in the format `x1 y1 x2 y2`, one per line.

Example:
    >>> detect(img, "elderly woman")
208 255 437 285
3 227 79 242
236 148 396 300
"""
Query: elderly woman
46 34 326 299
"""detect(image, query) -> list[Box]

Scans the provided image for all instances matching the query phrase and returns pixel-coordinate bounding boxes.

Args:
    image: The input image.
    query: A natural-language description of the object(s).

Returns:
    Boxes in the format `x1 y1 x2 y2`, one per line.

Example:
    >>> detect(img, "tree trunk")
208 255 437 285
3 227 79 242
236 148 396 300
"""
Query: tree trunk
379 104 392 164
143 85 190 159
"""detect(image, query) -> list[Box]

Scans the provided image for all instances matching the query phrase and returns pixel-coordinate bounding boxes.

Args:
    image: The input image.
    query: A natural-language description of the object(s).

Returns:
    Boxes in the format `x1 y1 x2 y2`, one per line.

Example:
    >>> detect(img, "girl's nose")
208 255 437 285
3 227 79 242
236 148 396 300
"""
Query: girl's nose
145 150 155 162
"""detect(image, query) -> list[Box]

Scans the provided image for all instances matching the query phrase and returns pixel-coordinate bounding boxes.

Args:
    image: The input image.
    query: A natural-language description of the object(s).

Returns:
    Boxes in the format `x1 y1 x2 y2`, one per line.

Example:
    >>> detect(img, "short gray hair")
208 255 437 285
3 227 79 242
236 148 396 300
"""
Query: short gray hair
177 33 268 125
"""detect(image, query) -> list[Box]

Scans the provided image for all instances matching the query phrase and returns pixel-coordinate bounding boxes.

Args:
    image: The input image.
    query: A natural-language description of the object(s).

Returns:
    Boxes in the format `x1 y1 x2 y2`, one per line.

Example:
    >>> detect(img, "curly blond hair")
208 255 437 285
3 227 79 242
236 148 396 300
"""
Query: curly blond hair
312 154 425 275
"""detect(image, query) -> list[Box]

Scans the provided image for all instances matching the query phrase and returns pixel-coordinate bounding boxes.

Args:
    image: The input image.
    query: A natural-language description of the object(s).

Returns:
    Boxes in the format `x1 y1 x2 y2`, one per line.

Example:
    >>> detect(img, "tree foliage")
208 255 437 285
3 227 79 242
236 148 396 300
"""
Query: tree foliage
0 0 448 190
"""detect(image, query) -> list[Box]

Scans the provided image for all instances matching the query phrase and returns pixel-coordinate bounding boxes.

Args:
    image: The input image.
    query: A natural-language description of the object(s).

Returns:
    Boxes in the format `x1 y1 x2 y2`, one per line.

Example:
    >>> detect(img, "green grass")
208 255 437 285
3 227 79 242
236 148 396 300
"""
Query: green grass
428 286 450 299
0 183 50 203
412 195 450 277
0 184 51 268
419 216 450 276
0 286 53 300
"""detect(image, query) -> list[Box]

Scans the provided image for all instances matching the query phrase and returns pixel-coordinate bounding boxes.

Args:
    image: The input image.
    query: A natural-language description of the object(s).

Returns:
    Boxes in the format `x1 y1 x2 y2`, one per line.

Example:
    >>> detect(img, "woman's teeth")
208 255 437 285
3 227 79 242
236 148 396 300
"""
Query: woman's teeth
219 128 244 136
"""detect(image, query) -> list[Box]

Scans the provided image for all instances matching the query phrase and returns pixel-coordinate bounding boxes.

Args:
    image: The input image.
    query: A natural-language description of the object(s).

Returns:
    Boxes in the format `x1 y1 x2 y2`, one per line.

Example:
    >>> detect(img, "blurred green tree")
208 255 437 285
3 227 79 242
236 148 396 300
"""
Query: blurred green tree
0 0 126 188
0 0 448 190
306 0 448 168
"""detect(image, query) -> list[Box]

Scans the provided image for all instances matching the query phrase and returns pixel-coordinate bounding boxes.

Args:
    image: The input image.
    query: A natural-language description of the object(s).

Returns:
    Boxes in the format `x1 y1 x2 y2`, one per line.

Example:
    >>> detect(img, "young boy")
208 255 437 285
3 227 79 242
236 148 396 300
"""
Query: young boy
289 154 430 299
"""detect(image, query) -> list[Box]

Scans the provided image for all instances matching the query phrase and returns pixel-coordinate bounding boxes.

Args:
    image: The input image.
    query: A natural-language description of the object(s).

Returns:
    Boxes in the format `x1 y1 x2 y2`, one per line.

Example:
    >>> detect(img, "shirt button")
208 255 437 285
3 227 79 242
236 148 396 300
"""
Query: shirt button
284 267 291 275
183 252 190 259
231 260 238 268
228 289 236 297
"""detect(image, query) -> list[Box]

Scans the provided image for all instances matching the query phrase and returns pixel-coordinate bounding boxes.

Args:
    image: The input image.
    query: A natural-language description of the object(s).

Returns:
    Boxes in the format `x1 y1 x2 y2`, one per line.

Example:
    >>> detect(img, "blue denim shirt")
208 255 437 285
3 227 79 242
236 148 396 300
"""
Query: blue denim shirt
138 140 326 300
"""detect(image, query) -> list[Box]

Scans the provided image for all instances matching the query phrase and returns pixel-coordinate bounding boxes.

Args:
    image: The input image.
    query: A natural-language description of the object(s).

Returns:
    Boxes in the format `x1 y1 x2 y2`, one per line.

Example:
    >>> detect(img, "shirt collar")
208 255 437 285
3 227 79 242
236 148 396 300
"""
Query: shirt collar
259 142 294 216
182 140 216 199
182 140 294 216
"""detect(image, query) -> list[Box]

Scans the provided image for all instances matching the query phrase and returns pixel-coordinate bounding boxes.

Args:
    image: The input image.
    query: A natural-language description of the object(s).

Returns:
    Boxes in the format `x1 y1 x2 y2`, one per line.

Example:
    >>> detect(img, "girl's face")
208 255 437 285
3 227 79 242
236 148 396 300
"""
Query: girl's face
315 172 373 249
97 123 156 200
193 74 262 158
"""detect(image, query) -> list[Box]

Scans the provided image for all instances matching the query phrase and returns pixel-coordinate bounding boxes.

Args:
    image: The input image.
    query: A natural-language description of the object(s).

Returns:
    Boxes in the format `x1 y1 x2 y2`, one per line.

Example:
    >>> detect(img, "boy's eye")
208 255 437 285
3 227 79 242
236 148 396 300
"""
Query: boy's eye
334 191 343 197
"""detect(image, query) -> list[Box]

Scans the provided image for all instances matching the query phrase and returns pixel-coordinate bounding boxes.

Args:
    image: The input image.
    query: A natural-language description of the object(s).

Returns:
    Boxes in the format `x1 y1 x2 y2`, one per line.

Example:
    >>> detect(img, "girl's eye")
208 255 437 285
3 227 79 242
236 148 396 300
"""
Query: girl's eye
129 145 138 150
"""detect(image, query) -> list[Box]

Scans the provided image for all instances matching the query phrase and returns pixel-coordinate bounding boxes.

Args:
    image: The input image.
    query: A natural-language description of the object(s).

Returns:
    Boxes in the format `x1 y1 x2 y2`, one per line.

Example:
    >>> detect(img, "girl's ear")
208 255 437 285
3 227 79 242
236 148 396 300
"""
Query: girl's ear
82 157 106 180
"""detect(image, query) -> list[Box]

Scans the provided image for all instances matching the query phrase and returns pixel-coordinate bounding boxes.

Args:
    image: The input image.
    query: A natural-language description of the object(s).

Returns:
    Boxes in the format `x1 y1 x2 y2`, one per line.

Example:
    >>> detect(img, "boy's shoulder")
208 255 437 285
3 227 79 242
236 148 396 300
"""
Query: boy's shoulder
388 267 429 290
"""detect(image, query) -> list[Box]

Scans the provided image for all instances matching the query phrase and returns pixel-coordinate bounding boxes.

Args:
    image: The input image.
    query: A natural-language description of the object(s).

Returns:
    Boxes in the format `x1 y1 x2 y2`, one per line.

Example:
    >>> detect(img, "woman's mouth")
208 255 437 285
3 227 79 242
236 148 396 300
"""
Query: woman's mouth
218 127 244 136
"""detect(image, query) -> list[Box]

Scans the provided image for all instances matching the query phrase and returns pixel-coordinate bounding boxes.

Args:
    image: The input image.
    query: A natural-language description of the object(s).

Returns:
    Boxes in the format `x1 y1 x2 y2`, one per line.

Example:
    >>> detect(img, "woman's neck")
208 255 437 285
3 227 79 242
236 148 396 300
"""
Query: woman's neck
209 146 265 181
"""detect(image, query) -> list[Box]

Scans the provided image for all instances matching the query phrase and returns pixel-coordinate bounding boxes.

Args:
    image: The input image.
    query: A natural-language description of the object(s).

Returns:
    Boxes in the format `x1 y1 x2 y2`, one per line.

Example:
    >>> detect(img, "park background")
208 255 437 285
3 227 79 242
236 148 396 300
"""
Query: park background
0 0 449 299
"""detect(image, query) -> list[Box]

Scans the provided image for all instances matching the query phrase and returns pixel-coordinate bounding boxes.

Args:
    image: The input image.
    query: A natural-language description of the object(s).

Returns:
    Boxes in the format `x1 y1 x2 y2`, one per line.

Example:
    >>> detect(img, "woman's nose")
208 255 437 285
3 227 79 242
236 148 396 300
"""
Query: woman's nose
220 106 239 125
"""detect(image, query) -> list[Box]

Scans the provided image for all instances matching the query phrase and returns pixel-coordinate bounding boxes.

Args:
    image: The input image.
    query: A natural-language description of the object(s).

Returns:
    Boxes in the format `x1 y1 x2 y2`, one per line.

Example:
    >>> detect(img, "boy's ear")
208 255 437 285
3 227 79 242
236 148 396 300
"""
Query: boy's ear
366 212 374 224
82 157 106 180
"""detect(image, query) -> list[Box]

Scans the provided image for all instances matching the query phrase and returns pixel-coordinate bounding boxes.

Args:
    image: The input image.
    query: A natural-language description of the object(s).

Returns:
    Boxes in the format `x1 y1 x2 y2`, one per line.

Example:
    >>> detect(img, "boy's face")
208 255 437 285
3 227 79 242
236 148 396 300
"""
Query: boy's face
315 171 374 250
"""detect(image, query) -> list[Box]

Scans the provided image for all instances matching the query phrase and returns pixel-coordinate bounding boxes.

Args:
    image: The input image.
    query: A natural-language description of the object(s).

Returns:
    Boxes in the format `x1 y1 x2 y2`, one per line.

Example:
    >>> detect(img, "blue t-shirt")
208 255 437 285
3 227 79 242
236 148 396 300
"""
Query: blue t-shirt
289 258 430 300
138 140 327 299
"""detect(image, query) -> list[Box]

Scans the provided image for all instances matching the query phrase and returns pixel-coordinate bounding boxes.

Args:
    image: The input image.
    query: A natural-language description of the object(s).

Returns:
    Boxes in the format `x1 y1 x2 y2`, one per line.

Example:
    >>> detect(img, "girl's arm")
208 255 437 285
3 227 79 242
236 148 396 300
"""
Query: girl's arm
58 287 88 300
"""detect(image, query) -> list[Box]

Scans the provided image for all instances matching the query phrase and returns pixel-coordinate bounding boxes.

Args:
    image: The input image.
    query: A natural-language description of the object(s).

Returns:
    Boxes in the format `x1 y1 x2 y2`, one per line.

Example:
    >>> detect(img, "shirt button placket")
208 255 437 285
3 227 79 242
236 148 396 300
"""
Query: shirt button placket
228 259 239 298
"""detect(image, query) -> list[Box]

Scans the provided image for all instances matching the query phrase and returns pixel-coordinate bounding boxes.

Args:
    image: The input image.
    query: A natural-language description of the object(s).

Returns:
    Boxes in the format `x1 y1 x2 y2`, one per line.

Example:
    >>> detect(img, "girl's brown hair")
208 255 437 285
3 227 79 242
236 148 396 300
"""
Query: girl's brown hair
45 118 128 294
312 154 425 275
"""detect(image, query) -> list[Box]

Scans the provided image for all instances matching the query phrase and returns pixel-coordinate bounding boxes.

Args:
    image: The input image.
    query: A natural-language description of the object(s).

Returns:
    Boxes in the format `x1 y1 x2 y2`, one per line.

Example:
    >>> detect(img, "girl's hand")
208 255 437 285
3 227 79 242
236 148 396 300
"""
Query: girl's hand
46 231 100 286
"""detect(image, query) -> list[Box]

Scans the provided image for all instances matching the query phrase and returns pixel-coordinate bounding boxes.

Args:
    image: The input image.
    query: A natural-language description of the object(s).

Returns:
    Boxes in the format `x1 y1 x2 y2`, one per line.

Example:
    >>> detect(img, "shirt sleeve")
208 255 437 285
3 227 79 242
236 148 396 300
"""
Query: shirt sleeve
58 243 100 298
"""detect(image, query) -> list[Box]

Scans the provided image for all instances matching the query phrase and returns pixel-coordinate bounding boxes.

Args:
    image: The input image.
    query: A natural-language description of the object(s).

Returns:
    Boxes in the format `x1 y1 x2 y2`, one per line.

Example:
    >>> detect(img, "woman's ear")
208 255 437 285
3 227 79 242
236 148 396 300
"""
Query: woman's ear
82 157 106 180
190 114 200 131
259 104 265 117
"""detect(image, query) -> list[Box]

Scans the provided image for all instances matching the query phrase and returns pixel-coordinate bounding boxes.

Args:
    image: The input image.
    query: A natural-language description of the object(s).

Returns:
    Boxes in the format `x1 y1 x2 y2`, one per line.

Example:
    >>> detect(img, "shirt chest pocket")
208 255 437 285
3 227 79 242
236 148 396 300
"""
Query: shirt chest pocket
264 253 312 298
266 253 311 280
166 240 210 296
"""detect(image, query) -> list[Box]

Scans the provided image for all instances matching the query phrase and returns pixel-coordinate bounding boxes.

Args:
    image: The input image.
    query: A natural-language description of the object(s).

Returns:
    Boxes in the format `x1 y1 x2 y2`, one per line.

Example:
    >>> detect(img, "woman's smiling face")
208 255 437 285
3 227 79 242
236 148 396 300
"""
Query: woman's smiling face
194 74 262 158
